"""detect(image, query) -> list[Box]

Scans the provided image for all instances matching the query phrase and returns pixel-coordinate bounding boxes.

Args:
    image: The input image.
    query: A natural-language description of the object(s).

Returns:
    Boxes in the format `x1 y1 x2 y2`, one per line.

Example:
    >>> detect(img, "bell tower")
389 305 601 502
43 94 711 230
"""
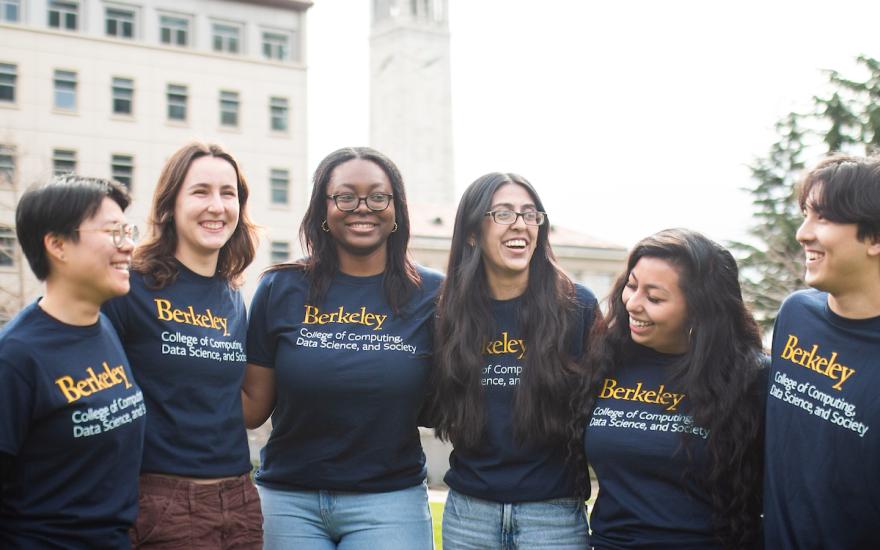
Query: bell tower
370 0 454 205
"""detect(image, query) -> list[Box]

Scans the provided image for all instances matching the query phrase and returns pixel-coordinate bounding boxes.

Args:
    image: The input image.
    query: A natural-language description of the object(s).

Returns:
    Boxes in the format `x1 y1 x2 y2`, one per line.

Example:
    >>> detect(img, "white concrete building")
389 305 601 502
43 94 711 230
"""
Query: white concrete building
0 0 312 322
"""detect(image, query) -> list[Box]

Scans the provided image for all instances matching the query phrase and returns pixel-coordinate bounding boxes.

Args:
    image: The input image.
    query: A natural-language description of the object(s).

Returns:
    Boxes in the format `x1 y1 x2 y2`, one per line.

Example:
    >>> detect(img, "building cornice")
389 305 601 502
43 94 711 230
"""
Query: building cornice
226 0 313 11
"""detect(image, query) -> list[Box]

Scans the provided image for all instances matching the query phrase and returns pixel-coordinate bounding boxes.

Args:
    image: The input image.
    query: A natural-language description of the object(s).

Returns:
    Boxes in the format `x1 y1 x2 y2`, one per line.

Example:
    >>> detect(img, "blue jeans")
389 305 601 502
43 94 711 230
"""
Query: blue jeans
442 489 588 550
257 483 433 550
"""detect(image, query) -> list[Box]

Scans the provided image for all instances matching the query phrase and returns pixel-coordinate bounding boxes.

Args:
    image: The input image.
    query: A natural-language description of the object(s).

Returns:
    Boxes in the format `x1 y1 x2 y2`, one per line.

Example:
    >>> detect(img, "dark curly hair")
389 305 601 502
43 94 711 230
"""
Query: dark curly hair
568 228 766 549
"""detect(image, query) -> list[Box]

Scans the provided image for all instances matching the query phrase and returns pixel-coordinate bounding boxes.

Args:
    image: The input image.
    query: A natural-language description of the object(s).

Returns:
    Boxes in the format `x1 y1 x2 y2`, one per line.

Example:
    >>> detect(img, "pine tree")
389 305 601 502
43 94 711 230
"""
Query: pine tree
733 55 880 327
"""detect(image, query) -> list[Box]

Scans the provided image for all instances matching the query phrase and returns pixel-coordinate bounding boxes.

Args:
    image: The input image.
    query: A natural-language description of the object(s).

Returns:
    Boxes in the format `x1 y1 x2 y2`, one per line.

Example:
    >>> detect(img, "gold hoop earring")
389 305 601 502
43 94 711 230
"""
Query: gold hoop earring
321 220 329 233
391 222 398 233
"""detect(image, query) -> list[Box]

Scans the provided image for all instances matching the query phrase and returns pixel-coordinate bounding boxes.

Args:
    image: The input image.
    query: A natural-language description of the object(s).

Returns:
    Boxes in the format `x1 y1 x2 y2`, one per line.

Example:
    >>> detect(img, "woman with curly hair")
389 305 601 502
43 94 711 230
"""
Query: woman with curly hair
575 228 766 549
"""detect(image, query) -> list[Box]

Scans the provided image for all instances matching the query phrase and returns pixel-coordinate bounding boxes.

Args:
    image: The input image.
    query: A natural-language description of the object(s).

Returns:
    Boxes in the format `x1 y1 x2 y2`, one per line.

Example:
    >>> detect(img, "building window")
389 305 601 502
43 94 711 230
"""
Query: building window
52 148 76 175
48 0 78 30
112 77 134 115
212 23 241 54
262 31 291 61
270 241 290 263
219 90 239 127
111 154 133 188
167 84 187 121
0 145 14 184
160 15 189 47
105 7 135 38
0 63 15 103
1 0 20 22
0 226 14 267
270 168 289 204
269 97 288 132
53 69 77 110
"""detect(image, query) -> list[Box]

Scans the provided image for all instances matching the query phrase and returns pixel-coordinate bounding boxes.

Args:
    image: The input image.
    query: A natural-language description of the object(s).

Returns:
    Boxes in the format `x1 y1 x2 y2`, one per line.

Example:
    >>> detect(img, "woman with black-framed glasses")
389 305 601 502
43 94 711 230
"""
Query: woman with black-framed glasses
241 147 443 549
426 172 598 549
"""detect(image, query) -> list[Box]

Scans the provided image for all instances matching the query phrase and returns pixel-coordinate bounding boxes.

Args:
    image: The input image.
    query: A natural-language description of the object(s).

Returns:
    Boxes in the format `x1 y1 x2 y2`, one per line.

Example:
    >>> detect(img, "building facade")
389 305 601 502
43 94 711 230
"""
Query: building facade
0 0 312 322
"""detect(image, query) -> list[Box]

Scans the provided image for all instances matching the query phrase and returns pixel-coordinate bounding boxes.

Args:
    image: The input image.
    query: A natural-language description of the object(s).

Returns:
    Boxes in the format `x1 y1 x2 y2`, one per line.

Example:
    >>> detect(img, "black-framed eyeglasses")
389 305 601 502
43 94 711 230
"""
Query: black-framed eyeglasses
485 210 546 226
76 223 140 249
327 192 394 212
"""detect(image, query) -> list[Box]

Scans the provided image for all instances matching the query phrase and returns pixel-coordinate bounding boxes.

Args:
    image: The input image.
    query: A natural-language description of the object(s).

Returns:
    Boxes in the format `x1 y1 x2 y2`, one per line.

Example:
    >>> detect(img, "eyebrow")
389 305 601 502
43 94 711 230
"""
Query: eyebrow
490 202 537 210
627 273 670 294
333 183 388 190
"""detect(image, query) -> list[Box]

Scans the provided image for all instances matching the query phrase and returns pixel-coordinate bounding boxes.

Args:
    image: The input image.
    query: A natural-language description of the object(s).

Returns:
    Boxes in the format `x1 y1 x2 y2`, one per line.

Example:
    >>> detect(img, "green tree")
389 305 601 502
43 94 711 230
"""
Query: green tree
733 55 880 328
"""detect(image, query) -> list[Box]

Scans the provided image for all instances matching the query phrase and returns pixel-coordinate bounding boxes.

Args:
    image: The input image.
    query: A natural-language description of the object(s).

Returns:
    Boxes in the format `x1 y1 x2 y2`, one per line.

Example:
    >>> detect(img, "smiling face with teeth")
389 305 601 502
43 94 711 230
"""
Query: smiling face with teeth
796 189 880 300
621 256 689 354
479 183 540 297
325 158 396 275
62 197 134 303
173 156 240 272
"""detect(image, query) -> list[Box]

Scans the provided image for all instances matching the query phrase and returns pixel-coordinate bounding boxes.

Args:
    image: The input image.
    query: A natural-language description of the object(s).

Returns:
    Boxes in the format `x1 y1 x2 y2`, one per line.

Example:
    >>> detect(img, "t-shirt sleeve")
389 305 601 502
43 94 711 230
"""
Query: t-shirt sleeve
0 355 35 456
247 273 276 368
101 293 129 341
574 284 600 359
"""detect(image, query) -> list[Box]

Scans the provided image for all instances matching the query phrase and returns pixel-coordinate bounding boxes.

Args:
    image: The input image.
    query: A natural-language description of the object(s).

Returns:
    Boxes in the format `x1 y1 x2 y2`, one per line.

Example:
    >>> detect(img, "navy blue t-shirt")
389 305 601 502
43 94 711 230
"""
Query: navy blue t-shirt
0 302 145 549
248 266 443 492
444 284 597 503
102 264 251 477
584 344 718 550
764 289 880 549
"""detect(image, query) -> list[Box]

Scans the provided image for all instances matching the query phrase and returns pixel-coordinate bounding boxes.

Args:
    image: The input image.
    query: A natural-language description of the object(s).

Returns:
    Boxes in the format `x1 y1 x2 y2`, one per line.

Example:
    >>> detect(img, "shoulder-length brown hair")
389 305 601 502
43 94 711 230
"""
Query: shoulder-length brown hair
133 142 257 288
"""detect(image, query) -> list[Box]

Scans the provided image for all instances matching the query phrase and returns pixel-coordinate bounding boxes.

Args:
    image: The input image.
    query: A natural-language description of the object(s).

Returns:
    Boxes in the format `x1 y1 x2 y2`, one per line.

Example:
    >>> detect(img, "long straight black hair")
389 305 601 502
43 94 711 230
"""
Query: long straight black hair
429 172 586 450
569 228 766 549
267 147 421 313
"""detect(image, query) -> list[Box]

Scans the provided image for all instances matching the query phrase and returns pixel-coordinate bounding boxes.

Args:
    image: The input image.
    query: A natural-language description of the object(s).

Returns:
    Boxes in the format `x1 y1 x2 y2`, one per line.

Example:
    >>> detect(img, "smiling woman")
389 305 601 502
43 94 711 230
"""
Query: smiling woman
101 142 262 549
241 147 443 550
427 172 598 549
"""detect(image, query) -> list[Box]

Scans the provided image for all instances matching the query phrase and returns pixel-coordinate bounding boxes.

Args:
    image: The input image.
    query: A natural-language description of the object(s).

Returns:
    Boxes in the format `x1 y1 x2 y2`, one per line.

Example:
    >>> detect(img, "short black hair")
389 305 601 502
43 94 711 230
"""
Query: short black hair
798 154 880 242
16 174 131 280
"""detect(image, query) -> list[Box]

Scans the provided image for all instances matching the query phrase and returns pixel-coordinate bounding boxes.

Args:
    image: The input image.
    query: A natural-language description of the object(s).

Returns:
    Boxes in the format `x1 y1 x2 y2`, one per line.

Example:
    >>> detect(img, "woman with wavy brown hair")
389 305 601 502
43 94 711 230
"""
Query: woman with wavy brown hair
103 142 260 549
573 228 766 550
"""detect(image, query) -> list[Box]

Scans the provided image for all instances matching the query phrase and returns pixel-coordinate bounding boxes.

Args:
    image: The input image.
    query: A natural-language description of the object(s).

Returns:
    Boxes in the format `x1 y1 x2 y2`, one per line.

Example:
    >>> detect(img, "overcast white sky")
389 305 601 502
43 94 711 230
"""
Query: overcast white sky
306 0 879 248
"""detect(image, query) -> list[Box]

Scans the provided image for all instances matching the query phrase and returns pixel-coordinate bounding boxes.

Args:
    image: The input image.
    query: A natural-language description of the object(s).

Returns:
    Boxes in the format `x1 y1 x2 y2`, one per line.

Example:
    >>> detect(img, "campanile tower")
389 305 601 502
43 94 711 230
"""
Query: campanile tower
370 0 454 205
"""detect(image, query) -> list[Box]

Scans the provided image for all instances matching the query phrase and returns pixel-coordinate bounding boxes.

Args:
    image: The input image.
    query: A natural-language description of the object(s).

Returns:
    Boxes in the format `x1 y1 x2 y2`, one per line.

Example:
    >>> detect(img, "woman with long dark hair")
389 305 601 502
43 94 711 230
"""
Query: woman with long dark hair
102 142 261 548
429 172 598 549
574 228 766 549
242 147 443 549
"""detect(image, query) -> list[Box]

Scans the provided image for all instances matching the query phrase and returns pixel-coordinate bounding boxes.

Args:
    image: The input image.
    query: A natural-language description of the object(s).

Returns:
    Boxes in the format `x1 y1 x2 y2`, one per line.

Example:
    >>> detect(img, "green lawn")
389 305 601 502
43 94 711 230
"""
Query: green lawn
430 501 444 549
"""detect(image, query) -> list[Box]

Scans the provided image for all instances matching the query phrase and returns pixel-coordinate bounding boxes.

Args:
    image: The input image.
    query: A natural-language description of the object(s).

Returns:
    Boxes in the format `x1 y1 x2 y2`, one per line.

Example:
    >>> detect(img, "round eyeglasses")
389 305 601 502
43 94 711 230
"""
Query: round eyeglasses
485 210 546 226
76 223 140 249
327 193 394 213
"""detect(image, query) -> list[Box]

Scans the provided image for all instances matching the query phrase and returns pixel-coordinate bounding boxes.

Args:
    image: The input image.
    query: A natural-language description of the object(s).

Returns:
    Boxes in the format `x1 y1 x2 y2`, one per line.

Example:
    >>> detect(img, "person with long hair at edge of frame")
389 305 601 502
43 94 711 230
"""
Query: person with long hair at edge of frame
0 175 145 548
241 147 443 549
102 142 262 548
427 172 599 549
571 228 767 549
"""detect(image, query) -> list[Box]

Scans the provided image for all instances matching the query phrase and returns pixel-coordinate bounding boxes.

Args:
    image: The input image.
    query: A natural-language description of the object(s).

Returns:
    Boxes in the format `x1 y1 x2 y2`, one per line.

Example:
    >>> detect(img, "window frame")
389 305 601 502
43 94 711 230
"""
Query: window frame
0 63 16 104
212 21 242 54
111 153 134 189
219 90 240 128
52 148 77 175
270 168 289 205
0 225 15 268
53 69 78 111
269 96 289 133
166 83 188 122
269 240 290 264
111 76 134 116
48 0 79 30
1 0 21 23
105 5 136 39
159 13 191 47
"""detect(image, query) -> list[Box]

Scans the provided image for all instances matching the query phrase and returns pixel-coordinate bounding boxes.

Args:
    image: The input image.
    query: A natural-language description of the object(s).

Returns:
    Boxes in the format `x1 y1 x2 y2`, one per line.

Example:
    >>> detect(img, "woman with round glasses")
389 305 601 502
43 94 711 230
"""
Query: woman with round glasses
1 175 144 548
242 147 443 549
427 172 598 549
102 142 261 549
573 229 766 549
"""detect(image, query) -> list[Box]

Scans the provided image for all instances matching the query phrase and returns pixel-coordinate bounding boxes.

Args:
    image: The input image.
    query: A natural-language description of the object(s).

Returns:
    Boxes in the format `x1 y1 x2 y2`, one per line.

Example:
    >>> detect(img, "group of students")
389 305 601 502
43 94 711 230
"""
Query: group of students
0 142 877 550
